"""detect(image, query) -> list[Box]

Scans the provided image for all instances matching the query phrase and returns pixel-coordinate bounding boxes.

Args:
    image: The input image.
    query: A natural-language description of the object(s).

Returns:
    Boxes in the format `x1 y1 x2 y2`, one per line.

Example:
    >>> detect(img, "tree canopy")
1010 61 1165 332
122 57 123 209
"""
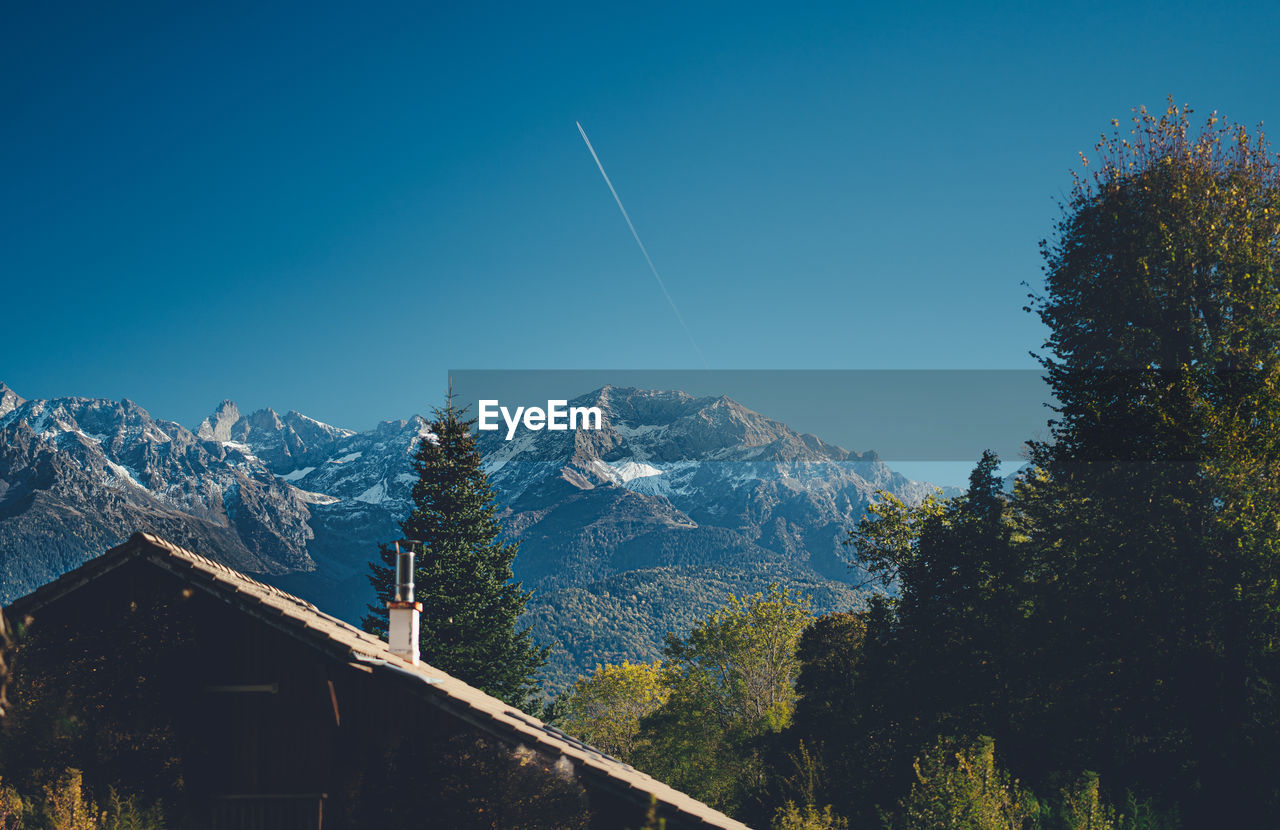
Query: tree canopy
782 101 1280 826
556 661 668 760
1023 101 1280 817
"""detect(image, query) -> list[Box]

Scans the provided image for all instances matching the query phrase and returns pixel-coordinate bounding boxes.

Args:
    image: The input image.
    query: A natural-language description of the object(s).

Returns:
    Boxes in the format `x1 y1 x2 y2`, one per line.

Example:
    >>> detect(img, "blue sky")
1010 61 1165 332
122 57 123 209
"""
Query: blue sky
5 0 1279 454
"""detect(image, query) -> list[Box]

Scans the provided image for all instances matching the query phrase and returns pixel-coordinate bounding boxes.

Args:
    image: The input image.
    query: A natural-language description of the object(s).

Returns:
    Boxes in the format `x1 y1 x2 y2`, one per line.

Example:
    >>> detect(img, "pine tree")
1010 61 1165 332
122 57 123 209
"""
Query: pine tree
829 452 1029 824
362 395 547 708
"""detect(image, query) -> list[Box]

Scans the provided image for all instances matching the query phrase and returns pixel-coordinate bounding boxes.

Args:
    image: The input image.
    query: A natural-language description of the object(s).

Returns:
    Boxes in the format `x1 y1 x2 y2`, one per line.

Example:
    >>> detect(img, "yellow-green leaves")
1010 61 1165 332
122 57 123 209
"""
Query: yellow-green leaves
887 736 1035 830
662 586 814 733
556 661 668 760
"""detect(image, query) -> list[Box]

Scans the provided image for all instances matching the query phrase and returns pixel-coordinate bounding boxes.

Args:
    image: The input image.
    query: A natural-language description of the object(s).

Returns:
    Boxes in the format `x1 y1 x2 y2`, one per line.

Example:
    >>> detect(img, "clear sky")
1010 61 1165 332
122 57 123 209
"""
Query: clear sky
5 1 1279 442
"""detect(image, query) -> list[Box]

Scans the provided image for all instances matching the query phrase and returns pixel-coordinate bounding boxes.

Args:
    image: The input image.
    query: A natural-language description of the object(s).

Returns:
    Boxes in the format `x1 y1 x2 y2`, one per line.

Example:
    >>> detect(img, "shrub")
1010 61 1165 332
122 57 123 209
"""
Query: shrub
772 801 849 830
887 736 1035 830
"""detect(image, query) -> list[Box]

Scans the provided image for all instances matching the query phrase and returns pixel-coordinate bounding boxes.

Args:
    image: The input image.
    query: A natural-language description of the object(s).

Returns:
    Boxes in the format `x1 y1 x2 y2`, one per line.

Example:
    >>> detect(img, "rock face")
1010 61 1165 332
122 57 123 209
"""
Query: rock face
0 390 316 599
0 385 432 612
0 383 23 419
477 386 937 587
196 402 356 472
0 382 947 693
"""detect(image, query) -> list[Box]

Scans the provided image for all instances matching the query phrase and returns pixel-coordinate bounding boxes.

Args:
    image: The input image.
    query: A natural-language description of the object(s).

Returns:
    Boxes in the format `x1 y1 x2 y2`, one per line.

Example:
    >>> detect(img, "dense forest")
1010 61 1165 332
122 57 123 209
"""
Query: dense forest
527 564 862 695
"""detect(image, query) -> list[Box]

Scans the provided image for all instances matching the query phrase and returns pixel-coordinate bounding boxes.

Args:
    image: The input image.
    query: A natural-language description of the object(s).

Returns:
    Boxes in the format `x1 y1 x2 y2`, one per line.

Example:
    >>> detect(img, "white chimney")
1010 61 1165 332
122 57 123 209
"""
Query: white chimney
388 542 421 664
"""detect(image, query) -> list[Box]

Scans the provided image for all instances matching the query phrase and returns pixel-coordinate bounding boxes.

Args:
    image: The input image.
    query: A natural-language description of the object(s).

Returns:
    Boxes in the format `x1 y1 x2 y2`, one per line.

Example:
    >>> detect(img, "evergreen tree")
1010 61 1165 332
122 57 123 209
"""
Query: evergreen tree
362 395 548 708
822 452 1029 824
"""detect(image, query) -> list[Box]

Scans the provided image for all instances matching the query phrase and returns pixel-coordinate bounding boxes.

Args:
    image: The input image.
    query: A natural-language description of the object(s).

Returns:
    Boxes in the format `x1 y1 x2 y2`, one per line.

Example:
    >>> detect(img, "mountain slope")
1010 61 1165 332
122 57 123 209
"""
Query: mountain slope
0 382 945 695
524 562 866 693
261 415 434 622
0 387 315 599
477 387 934 590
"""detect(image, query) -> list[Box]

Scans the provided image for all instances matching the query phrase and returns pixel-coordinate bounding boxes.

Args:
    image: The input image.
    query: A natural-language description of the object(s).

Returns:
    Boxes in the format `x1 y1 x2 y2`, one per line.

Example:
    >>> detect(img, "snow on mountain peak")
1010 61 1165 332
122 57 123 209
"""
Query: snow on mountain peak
285 410 356 439
608 459 665 482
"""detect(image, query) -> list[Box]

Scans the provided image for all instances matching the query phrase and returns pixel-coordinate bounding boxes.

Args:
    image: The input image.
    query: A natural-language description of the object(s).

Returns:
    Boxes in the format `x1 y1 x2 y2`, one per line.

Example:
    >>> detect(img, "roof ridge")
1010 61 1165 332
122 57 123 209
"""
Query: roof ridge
135 532 319 606
131 533 395 652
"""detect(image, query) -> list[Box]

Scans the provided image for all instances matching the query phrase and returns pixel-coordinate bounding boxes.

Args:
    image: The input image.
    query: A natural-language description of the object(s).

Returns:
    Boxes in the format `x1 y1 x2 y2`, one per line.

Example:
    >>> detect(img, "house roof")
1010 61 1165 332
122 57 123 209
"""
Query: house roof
8 532 751 830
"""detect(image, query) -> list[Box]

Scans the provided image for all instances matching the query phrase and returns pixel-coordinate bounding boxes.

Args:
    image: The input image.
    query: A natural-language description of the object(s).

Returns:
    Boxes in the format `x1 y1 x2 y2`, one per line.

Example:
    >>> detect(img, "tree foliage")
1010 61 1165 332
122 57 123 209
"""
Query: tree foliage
886 736 1034 830
789 102 1280 825
551 587 814 823
525 565 860 697
1022 100 1280 818
805 452 1031 823
659 585 813 733
0 596 192 815
1050 772 1116 830
363 396 547 708
556 661 668 760
772 800 849 830
790 612 866 745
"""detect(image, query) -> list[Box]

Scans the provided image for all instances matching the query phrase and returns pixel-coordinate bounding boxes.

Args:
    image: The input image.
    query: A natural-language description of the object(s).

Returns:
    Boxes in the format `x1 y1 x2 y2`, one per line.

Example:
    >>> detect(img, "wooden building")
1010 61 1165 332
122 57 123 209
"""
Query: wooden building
3 533 749 829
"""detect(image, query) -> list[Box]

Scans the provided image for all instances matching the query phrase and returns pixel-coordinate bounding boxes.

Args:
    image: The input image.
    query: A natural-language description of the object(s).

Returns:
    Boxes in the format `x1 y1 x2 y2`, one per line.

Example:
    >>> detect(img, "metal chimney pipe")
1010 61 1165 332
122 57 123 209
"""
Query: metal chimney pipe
394 541 414 603
388 540 421 664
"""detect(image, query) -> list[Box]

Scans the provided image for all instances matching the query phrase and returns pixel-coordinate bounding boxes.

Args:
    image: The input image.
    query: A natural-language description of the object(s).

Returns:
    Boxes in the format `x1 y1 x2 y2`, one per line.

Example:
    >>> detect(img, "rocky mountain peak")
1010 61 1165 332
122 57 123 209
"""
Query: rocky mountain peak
0 383 25 420
236 407 285 439
283 410 357 445
478 387 897 513
197 400 241 442
0 391 316 601
580 387 851 463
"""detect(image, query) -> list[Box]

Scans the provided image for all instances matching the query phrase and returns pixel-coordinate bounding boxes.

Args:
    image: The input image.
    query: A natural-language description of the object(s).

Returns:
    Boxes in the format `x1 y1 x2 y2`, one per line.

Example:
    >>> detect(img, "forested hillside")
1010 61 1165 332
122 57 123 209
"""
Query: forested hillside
525 564 862 694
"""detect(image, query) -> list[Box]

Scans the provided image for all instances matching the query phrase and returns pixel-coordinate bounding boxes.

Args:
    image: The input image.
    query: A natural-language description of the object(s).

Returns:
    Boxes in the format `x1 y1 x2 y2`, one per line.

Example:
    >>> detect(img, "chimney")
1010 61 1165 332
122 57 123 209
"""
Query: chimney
387 542 421 664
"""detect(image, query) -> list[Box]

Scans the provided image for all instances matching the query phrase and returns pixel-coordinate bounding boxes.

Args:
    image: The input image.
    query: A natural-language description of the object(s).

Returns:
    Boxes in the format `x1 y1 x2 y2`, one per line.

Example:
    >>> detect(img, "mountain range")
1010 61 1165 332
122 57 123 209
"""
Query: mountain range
0 381 946 692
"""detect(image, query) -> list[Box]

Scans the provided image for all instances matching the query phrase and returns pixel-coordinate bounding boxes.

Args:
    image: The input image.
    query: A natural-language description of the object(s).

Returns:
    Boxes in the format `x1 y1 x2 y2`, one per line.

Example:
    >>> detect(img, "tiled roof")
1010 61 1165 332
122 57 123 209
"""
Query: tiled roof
9 532 751 830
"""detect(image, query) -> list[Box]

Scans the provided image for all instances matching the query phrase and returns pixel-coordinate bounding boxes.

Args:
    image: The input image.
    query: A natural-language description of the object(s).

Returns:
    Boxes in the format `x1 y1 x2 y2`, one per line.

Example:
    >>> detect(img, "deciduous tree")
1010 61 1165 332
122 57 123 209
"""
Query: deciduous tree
557 661 668 760
1024 100 1280 818
635 586 813 820
886 736 1034 830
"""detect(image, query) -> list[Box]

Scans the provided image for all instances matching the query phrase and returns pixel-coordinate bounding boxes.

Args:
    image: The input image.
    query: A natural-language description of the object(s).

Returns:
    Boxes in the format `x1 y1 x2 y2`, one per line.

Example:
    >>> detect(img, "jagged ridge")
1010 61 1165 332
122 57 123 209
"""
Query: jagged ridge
0 382 945 693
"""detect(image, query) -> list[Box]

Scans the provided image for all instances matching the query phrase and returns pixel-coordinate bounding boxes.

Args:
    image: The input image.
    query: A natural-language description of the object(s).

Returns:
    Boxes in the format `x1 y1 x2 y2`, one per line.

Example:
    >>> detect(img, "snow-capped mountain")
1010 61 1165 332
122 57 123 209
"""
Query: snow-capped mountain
260 415 434 616
474 386 939 588
0 383 315 595
0 381 944 605
195 400 356 472
0 382 433 607
0 381 951 689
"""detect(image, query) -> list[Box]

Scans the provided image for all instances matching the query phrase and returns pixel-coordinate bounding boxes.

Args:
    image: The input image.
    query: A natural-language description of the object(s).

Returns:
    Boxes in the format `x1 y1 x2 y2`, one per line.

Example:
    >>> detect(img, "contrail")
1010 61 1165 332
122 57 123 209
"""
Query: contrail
576 121 708 368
